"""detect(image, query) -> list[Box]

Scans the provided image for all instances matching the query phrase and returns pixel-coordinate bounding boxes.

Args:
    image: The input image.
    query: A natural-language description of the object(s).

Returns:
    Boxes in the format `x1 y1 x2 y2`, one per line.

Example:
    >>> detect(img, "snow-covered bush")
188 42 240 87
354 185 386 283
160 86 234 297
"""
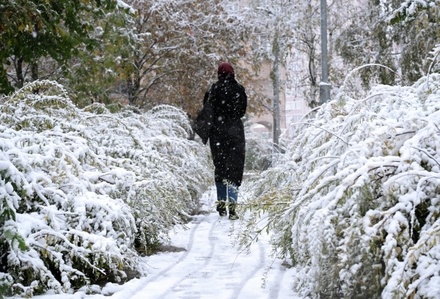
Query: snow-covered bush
244 130 273 171
243 73 440 298
0 81 212 297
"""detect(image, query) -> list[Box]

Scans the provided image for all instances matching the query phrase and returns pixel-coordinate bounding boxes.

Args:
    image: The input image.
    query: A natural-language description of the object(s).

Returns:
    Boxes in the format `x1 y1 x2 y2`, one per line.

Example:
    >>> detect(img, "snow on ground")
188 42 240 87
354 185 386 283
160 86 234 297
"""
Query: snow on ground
30 187 300 299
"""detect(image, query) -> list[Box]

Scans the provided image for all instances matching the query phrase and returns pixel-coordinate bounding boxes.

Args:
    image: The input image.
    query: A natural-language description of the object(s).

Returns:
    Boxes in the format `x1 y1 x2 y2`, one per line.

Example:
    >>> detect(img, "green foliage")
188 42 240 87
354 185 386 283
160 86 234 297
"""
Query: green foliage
389 0 440 25
0 0 121 93
335 2 397 91
336 0 440 91
0 272 13 298
64 6 136 107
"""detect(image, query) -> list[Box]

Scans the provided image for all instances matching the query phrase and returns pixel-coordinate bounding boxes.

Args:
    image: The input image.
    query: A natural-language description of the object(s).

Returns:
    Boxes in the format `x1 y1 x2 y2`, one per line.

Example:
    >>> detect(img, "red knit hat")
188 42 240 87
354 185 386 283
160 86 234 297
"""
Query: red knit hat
218 62 234 76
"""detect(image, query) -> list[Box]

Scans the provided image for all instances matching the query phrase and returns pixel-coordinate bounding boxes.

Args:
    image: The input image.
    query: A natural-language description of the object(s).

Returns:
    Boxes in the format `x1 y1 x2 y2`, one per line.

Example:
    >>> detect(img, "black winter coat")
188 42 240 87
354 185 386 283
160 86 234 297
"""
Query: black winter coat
204 76 247 187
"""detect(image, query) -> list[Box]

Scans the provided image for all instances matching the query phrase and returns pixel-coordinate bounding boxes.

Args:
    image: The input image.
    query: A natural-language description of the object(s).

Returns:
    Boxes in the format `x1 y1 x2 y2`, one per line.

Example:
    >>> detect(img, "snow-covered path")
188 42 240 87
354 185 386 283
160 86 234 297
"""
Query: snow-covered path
34 188 299 299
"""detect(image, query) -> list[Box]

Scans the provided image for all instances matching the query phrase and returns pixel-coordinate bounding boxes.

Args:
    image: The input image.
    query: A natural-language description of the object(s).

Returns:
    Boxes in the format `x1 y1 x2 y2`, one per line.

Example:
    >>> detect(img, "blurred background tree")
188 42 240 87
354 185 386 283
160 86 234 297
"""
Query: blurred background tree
0 0 121 94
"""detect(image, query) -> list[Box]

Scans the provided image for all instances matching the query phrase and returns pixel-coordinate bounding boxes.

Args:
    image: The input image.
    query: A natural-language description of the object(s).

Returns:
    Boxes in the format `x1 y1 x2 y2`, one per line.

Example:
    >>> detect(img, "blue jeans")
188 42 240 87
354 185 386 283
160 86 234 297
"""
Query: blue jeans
215 181 238 203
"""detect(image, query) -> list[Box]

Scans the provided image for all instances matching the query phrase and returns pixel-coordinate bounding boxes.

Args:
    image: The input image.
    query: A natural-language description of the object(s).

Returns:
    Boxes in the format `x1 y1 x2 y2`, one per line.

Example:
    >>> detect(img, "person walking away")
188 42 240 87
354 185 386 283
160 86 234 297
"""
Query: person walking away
193 62 247 220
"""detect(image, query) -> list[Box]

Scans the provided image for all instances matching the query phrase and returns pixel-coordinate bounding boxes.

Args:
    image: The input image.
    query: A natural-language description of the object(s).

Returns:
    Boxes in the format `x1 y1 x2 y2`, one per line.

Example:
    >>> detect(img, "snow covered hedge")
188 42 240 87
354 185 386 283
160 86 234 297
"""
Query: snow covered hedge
0 81 212 297
244 123 273 171
244 73 440 298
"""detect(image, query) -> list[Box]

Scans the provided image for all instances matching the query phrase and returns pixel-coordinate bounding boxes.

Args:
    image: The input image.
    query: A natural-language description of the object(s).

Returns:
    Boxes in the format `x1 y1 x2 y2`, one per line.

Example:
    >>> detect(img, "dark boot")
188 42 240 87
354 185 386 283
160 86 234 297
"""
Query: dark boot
216 200 227 216
228 203 239 220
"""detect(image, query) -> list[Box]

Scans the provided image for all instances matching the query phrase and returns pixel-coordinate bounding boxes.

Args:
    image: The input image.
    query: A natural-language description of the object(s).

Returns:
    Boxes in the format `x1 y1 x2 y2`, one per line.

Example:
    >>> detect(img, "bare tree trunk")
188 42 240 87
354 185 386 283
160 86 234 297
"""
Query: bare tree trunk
320 0 331 103
15 57 24 88
31 62 38 81
127 77 135 105
305 0 319 108
31 24 39 83
272 32 281 154
127 71 141 106
0 64 13 93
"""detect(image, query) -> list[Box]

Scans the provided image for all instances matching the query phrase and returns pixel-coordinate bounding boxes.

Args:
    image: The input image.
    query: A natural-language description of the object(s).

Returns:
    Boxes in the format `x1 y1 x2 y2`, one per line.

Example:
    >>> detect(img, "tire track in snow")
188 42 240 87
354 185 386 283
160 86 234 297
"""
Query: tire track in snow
270 269 284 298
228 239 267 299
156 215 218 298
125 191 218 299
268 259 288 299
113 215 205 299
